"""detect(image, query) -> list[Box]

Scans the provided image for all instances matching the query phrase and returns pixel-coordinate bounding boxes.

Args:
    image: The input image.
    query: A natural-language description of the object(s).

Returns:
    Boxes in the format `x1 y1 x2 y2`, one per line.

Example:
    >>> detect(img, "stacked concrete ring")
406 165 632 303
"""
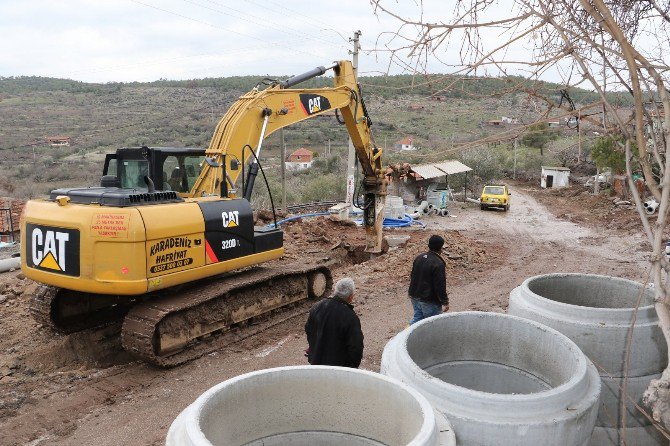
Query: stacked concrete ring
509 273 668 446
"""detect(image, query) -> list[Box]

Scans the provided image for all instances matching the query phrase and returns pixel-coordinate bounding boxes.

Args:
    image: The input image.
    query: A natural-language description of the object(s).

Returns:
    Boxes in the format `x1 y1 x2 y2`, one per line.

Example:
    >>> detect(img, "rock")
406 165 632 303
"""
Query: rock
16 273 25 280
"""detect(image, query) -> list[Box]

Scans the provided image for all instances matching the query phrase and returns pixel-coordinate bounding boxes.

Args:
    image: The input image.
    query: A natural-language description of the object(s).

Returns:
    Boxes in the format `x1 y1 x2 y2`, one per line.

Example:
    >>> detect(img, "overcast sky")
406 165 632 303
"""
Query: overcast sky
0 0 468 82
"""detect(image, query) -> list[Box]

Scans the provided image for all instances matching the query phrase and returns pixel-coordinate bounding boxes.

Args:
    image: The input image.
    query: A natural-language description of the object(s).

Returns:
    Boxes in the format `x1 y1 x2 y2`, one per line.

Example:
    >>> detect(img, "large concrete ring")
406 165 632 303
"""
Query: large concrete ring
590 425 669 446
166 365 456 446
509 273 666 377
381 311 601 446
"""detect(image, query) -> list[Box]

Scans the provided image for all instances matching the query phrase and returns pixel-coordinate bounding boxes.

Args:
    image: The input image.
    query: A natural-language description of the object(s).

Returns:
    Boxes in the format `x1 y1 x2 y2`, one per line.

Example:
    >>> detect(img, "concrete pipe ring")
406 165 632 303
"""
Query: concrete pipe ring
596 373 661 429
380 311 601 446
167 365 456 446
509 273 667 377
590 425 669 446
0 256 21 273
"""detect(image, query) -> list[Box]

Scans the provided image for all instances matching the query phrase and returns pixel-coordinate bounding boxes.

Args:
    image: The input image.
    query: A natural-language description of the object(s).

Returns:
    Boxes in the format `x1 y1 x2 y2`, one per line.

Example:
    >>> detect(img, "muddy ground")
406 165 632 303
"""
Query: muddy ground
0 185 655 446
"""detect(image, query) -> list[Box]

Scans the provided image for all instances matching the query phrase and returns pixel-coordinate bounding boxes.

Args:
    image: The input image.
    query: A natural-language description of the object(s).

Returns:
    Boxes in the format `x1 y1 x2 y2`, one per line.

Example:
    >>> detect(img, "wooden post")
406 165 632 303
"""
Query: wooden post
464 171 468 202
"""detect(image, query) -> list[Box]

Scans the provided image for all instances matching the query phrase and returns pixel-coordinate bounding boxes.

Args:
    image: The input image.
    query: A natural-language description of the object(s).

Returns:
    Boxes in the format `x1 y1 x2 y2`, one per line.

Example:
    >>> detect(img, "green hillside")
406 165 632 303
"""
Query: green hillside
0 72 615 200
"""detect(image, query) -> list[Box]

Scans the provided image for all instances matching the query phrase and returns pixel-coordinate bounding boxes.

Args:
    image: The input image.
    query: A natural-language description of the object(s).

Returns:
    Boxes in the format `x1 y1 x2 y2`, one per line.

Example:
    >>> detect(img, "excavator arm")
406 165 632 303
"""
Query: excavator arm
189 60 387 252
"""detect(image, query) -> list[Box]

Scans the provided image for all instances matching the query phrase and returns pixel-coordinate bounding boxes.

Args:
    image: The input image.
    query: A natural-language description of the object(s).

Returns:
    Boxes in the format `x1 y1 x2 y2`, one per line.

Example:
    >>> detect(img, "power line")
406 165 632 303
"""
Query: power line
185 0 344 48
244 0 334 30
129 0 339 61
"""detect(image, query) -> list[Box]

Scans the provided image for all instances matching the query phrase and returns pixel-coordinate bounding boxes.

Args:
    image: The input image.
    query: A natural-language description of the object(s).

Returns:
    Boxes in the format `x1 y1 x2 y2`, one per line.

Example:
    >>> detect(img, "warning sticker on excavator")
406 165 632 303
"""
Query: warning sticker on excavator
283 99 296 114
146 235 203 277
91 213 129 238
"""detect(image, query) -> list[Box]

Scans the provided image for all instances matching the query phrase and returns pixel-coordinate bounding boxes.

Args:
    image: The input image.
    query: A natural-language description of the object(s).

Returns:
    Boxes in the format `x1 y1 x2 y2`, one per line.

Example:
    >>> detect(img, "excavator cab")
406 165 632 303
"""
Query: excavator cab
102 147 206 194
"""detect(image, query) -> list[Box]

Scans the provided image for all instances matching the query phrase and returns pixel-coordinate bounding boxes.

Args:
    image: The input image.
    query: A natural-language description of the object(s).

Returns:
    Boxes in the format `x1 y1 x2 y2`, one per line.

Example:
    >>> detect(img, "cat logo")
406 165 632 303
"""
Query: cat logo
27 224 80 276
222 210 240 228
308 97 321 114
299 94 331 116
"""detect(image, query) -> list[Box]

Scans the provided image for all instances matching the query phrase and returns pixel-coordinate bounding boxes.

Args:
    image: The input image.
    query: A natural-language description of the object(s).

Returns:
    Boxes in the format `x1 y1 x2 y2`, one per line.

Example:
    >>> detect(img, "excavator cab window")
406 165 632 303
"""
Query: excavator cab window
120 160 150 190
162 155 204 193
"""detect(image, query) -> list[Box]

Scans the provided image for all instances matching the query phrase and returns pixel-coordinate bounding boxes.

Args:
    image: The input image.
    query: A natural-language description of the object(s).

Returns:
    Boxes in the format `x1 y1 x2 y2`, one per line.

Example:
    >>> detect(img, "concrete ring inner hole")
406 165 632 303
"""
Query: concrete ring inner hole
198 368 431 446
406 314 580 394
527 275 653 309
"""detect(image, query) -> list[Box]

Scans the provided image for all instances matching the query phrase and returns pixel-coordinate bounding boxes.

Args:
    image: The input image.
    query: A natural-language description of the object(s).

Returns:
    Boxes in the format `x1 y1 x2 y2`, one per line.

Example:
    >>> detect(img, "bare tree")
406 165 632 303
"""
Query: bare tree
371 0 670 436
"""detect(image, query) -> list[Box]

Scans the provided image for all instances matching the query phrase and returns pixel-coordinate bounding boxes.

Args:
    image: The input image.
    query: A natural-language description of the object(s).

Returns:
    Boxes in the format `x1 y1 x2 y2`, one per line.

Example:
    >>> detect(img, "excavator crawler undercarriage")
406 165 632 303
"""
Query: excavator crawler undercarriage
30 264 332 367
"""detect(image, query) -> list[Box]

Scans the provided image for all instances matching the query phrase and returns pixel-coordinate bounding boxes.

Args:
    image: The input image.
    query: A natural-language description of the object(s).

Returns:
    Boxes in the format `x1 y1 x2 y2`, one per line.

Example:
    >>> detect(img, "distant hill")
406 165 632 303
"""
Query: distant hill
0 72 632 104
0 72 628 199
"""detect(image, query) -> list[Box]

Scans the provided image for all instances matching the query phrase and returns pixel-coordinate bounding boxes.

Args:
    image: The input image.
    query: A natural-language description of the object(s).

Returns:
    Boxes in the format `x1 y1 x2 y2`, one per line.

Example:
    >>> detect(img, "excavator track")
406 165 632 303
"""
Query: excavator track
121 263 332 367
30 285 140 333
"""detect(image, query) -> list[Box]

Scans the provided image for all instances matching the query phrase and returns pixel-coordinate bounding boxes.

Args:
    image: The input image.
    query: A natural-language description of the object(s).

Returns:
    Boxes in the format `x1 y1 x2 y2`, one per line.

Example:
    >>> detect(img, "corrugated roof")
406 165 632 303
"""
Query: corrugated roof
411 164 448 179
411 161 472 179
433 160 472 175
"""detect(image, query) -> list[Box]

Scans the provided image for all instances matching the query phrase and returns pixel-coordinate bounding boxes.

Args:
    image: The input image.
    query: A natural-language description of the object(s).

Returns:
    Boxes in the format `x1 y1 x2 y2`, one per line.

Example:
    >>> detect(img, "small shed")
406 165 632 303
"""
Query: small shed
541 166 570 188
410 160 473 203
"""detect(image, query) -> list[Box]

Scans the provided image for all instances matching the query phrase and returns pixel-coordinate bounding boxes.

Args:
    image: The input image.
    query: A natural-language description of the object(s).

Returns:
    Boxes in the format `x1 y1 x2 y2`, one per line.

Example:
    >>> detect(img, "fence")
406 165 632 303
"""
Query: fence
0 207 15 243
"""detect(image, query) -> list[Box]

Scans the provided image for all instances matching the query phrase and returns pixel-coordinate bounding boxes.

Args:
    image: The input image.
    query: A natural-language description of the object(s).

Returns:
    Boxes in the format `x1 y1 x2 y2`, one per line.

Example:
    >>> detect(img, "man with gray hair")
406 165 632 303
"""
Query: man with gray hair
305 277 364 368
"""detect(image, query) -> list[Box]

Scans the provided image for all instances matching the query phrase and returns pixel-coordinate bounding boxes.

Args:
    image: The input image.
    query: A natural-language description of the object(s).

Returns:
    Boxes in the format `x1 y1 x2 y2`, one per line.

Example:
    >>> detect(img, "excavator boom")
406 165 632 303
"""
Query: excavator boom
190 60 386 252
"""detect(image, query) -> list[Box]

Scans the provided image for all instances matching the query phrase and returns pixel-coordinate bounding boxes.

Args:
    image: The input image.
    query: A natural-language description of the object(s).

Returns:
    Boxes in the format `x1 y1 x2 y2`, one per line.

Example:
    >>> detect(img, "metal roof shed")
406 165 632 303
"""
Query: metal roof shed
410 161 473 202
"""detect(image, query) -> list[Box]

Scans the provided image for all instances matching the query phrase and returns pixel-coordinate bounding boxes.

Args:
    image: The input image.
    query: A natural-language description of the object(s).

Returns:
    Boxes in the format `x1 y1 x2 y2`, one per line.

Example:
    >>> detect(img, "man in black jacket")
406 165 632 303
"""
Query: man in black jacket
408 234 449 324
305 277 363 368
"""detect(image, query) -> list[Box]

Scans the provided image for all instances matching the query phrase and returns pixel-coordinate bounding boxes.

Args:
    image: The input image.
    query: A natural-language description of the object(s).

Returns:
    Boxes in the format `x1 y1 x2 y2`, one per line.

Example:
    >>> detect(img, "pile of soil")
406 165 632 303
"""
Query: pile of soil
522 183 648 233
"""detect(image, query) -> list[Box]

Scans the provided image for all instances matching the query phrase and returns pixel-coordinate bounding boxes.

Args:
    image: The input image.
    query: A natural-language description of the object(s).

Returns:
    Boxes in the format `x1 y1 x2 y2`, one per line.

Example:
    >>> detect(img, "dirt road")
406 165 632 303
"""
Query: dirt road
0 187 651 446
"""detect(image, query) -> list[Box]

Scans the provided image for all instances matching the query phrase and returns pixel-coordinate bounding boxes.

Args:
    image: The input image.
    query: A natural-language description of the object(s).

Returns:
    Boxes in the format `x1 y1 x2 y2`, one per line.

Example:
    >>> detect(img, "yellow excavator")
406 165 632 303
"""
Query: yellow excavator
20 60 387 366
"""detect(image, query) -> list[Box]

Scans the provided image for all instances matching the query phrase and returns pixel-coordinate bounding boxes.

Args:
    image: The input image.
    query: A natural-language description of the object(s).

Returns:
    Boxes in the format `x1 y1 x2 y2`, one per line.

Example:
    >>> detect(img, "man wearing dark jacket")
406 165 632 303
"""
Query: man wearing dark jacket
408 234 449 324
305 277 363 368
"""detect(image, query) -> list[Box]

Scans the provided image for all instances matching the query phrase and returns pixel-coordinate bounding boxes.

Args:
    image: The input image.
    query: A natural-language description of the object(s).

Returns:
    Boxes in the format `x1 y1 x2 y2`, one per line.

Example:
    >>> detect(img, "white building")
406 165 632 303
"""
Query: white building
394 137 416 151
541 166 570 188
285 148 314 171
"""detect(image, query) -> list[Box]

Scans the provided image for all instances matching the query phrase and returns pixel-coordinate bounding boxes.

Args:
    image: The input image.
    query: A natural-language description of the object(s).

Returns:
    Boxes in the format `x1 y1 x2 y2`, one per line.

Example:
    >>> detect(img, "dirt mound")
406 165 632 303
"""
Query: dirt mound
280 215 506 286
523 183 647 234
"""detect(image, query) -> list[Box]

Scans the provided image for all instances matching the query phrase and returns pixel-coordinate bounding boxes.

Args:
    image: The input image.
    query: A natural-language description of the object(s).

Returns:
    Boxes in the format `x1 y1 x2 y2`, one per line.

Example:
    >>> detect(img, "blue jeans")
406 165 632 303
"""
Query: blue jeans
409 298 442 325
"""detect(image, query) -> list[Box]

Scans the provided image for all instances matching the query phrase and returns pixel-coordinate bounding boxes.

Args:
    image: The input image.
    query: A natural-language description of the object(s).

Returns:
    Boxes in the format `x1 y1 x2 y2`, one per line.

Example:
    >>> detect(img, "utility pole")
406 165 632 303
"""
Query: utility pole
349 30 361 75
280 128 286 213
345 30 361 205
595 29 606 196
